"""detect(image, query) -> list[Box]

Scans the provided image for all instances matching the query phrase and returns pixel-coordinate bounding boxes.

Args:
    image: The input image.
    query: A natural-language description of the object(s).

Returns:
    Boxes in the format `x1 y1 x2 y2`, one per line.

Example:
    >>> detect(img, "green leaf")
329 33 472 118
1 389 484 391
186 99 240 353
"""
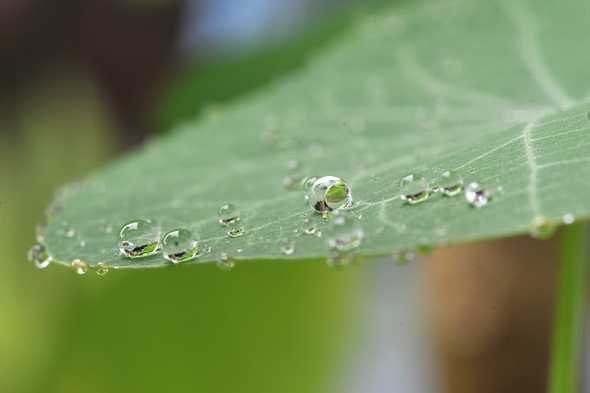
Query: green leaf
42 0 590 270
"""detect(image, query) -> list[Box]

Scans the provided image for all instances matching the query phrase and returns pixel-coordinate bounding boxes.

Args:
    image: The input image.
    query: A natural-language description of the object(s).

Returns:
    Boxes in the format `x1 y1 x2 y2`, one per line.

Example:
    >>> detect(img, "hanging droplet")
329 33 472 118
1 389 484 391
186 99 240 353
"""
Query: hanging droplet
529 216 556 239
162 228 200 264
218 204 240 226
71 259 89 275
399 174 430 205
393 249 416 265
562 213 575 225
280 240 296 256
464 182 491 208
27 243 53 269
118 219 161 259
327 215 364 253
434 170 463 196
216 253 235 271
227 227 245 238
307 176 353 213
95 262 110 276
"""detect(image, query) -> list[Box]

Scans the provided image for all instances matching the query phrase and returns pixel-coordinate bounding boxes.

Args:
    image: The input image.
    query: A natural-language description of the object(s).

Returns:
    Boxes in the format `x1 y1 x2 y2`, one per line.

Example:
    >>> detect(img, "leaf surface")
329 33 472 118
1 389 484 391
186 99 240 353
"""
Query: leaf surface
43 0 590 269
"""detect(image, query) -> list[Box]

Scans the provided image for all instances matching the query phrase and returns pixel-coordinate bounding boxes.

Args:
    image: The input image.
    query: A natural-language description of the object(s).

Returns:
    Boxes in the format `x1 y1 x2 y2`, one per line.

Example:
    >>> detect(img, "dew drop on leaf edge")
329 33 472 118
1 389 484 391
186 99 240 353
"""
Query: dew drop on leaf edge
71 259 89 275
216 253 235 271
27 243 52 269
529 216 556 239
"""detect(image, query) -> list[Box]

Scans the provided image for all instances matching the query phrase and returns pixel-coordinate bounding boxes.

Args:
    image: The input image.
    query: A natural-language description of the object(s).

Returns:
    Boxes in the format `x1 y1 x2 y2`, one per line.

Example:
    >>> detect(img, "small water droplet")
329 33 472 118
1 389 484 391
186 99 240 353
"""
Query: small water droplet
71 259 89 275
399 174 430 204
304 227 318 236
434 170 463 196
562 213 575 225
79 240 86 248
95 262 110 276
227 227 245 238
464 182 491 208
216 253 235 271
218 204 240 226
27 243 53 269
236 248 243 253
529 216 556 239
118 219 161 259
328 216 364 253
35 224 46 243
287 159 300 170
393 250 416 265
162 228 200 264
280 240 296 255
307 176 353 213
65 228 76 238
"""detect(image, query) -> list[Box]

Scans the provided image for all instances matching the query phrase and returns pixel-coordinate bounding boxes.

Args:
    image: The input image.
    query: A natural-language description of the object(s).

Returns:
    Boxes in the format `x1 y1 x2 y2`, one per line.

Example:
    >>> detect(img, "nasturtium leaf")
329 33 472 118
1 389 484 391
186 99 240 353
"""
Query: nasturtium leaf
42 0 590 270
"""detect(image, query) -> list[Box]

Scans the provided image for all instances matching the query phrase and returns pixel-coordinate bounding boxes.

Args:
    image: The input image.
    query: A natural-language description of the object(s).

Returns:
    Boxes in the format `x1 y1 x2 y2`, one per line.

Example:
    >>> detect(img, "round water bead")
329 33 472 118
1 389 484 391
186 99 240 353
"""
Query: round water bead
162 228 200 264
307 176 353 213
27 243 52 269
216 253 235 271
464 182 491 208
327 214 364 253
435 170 463 197
118 219 161 259
529 216 556 239
95 262 110 276
399 174 430 205
280 240 296 256
71 259 89 275
218 204 240 226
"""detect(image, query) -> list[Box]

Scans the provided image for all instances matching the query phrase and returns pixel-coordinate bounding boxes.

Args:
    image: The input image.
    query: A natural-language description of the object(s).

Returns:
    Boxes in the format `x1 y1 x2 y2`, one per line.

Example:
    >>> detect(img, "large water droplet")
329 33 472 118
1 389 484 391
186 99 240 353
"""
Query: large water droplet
218 204 240 226
216 253 235 271
71 259 89 275
399 174 430 205
27 243 52 269
162 228 200 264
529 216 556 239
95 262 110 276
307 176 353 213
464 182 490 208
118 219 161 259
434 170 463 197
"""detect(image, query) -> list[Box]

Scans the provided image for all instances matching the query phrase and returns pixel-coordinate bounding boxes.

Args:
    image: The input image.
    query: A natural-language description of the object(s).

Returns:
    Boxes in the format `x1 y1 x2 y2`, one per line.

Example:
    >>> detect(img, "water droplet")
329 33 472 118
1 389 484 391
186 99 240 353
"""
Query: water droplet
328 216 364 253
71 259 89 275
27 243 52 269
434 170 463 196
287 159 300 170
304 227 318 236
280 240 296 255
79 240 86 248
307 176 353 213
562 213 575 225
35 224 46 243
118 219 161 259
227 227 245 238
393 250 416 265
216 253 235 271
65 228 76 238
464 182 491 208
162 228 200 264
529 216 556 239
95 262 110 276
236 248 243 253
218 204 240 226
399 174 430 205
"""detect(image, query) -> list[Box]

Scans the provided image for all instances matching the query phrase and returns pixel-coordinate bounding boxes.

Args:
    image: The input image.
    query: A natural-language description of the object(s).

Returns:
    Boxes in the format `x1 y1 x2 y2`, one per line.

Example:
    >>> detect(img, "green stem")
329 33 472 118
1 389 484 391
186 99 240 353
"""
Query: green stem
549 223 587 393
